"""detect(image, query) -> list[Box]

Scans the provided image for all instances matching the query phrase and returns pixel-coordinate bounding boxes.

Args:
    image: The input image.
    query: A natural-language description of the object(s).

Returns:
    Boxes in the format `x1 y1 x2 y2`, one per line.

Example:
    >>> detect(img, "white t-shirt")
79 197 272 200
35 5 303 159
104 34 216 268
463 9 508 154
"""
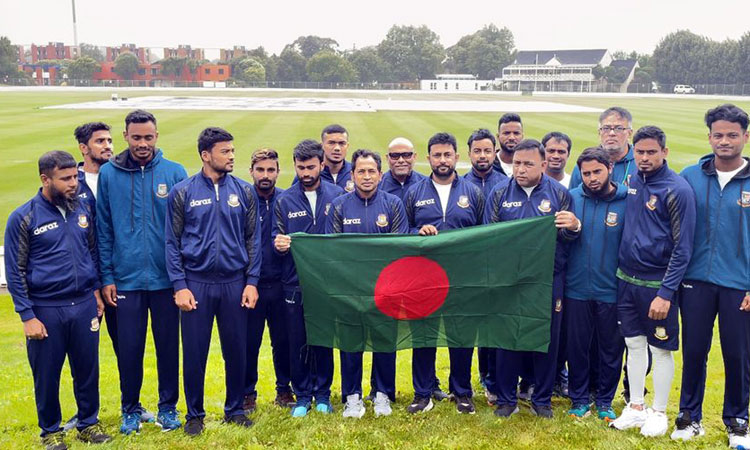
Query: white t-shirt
432 180 452 215
522 185 537 198
304 190 318 219
331 172 338 183
560 172 571 189
717 160 747 190
501 161 514 177
214 183 220 200
56 206 67 219
84 171 99 199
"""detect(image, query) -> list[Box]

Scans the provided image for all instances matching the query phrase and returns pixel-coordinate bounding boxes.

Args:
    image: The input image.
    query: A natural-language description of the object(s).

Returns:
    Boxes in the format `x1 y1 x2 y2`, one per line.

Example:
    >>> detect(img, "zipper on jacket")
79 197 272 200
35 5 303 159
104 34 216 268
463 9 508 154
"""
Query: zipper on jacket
214 183 221 273
60 209 80 293
141 166 149 290
706 185 723 279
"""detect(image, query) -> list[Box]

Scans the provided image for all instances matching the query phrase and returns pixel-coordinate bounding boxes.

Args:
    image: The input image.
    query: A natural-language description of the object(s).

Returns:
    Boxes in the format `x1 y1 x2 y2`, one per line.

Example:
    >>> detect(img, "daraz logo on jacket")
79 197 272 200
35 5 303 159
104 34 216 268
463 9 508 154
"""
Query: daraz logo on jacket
33 222 59 235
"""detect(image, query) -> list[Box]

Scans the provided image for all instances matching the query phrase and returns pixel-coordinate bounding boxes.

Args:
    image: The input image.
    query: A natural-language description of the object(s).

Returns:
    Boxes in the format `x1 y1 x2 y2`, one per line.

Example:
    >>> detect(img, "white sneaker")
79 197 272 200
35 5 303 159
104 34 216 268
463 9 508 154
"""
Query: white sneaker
373 392 392 417
342 394 366 419
729 431 750 449
610 404 647 430
670 421 705 441
640 409 669 437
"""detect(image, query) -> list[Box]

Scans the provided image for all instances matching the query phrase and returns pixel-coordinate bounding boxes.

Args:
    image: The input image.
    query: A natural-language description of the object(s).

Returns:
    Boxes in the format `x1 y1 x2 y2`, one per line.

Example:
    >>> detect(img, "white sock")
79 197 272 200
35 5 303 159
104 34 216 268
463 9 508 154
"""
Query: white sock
649 345 674 412
625 335 649 406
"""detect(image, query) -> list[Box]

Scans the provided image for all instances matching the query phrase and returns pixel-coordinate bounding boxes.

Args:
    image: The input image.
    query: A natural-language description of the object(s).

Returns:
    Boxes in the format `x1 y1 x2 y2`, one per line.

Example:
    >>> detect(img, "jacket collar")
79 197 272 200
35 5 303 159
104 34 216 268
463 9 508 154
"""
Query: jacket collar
700 154 750 179
111 148 162 172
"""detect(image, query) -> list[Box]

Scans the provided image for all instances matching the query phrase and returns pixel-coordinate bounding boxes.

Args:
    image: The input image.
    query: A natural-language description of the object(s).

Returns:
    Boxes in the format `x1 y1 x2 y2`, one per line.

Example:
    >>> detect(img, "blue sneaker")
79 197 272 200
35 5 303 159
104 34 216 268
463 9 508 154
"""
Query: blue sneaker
315 401 333 414
291 402 311 418
597 405 616 423
568 403 591 419
137 405 155 423
156 408 182 432
120 412 142 435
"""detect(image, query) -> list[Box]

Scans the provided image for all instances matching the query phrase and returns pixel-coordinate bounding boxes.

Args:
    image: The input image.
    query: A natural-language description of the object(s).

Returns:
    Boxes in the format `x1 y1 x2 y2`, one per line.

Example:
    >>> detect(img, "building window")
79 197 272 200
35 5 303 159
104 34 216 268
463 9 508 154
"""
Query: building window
205 68 210 75
218 68 224 75
455 83 459 90
151 68 158 75
138 68 145 75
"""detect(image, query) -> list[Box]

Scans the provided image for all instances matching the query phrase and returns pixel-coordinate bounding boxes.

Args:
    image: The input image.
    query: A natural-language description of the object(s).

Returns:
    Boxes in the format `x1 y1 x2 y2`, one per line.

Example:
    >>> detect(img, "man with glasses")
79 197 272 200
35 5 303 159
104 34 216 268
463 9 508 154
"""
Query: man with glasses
380 137 427 201
569 107 637 190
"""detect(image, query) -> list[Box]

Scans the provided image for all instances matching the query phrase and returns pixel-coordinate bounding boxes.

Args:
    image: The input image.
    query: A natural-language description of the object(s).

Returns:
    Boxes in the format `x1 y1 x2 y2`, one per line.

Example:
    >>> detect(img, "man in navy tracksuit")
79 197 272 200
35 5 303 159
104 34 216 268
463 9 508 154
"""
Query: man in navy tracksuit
672 104 750 449
96 110 187 434
273 139 345 417
379 137 428 202
484 139 580 419
244 148 294 412
320 124 354 193
326 149 408 418
610 126 696 438
492 113 524 176
570 107 638 190
5 151 111 449
165 128 260 436
403 132 485 415
564 147 627 422
463 128 508 402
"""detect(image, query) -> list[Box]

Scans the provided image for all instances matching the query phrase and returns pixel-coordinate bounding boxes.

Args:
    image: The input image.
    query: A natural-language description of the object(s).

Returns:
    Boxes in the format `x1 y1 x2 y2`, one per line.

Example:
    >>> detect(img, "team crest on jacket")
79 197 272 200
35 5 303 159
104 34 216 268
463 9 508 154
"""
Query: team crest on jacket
739 191 750 208
78 214 89 228
228 194 240 208
376 214 389 228
457 195 470 209
605 211 619 227
156 183 168 198
555 298 563 312
654 326 668 340
646 195 658 210
90 317 100 332
345 180 355 193
537 199 551 213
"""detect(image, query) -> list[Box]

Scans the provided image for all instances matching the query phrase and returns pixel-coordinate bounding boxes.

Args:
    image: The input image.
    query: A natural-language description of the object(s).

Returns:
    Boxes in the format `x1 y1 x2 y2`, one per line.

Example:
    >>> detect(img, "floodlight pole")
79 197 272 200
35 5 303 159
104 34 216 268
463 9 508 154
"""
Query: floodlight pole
71 0 79 48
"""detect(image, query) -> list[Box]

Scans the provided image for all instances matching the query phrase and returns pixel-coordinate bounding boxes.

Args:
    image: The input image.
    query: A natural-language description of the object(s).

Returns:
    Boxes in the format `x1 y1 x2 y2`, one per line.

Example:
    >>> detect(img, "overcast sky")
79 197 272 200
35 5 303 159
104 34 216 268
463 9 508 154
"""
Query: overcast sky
3 0 748 56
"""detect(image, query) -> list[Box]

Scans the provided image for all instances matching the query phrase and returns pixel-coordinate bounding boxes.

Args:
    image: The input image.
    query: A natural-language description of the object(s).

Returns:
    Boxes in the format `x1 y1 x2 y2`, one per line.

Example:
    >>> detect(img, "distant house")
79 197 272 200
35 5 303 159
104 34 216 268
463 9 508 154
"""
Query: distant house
420 74 493 91
499 49 638 92
608 59 640 92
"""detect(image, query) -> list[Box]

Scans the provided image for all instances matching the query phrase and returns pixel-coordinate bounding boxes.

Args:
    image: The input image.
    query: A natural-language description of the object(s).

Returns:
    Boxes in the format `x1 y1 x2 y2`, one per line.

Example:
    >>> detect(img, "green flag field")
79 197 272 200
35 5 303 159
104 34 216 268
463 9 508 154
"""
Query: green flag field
0 88 747 448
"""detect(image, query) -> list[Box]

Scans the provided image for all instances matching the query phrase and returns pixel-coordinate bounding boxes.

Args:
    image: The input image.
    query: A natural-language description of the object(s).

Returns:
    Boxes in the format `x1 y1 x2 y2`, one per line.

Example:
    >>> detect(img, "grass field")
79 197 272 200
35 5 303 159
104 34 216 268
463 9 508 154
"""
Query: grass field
1 89 749 449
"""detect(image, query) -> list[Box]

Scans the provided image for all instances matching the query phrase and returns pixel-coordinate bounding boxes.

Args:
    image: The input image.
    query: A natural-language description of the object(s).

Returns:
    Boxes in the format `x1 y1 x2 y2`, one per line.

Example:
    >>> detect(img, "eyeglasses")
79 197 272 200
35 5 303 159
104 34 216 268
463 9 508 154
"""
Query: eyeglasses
599 126 631 134
388 152 414 160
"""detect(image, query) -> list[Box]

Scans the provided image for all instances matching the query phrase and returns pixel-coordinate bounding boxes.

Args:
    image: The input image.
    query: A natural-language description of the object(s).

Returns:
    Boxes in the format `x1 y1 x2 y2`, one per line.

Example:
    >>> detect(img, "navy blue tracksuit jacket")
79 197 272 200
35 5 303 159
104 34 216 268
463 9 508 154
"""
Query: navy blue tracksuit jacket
464 168 508 199
379 170 427 202
570 145 637 190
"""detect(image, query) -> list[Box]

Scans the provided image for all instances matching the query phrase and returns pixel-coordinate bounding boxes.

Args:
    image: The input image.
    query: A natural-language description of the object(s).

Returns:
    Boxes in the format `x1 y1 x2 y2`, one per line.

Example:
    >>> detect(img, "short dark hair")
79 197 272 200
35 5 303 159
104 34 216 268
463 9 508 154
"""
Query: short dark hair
467 128 496 148
39 150 77 176
124 109 156 129
541 131 572 153
633 125 667 149
351 149 382 172
705 104 749 132
513 139 545 160
599 107 632 125
427 132 457 154
198 127 234 154
498 113 522 129
74 122 110 145
577 146 611 169
293 139 324 162
321 124 348 140
251 148 279 169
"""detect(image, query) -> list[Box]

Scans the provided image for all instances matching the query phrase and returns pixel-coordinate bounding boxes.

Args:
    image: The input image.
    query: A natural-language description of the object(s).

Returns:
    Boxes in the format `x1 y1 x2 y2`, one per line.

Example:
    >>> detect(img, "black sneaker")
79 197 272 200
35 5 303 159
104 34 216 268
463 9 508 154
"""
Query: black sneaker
243 393 257 414
41 431 67 450
224 414 254 428
184 417 204 437
77 423 112 444
553 380 569 398
494 404 520 418
518 382 535 402
531 404 554 419
453 395 476 414
432 388 450 402
274 391 296 408
407 396 434 414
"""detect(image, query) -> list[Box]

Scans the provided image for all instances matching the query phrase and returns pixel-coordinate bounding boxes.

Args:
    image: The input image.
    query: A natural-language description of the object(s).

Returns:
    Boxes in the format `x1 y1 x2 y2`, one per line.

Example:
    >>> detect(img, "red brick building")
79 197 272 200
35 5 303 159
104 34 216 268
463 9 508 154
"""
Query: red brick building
106 44 151 63
29 42 78 63
163 45 205 60
93 61 230 83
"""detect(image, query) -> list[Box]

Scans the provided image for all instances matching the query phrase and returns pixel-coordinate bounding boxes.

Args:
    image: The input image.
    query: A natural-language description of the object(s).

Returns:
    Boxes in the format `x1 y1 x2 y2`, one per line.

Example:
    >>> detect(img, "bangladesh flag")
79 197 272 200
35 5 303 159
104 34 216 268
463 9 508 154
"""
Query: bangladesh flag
290 215 556 353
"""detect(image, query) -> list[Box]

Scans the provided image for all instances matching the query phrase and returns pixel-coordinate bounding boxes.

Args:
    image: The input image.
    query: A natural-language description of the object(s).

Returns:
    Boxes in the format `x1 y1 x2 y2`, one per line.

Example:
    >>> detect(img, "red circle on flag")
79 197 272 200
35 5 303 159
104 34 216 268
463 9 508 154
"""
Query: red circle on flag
374 256 449 320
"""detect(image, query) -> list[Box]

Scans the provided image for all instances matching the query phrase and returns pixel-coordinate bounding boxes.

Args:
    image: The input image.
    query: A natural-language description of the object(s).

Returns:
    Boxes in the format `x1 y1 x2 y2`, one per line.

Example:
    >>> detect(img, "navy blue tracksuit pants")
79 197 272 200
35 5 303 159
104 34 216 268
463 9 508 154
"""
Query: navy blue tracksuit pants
565 298 624 408
116 289 179 414
28 296 99 436
478 348 497 394
103 303 118 357
285 289 333 405
679 280 750 426
495 274 564 408
413 347 473 399
246 280 291 397
341 351 396 402
182 278 248 420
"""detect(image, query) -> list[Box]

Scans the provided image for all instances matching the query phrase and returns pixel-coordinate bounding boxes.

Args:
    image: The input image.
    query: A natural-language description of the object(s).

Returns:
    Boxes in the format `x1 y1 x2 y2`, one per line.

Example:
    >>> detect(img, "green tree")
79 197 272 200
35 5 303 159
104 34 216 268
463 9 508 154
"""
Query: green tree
445 24 515 79
66 56 99 80
377 25 445 81
738 32 750 83
159 56 187 77
306 51 358 83
652 30 713 84
113 52 139 79
347 46 390 83
0 36 18 79
292 36 339 59
276 46 307 81
236 57 266 83
79 43 104 62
